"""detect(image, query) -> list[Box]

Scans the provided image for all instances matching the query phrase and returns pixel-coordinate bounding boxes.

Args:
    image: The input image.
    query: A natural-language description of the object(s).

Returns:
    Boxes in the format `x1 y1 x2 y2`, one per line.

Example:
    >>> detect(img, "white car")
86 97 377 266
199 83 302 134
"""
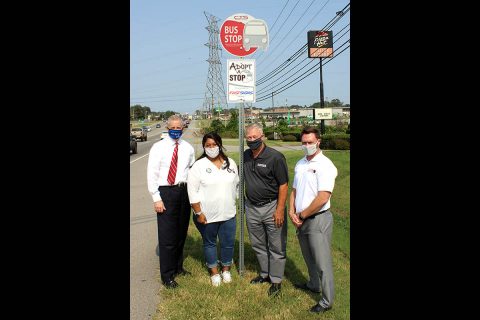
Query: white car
160 131 169 140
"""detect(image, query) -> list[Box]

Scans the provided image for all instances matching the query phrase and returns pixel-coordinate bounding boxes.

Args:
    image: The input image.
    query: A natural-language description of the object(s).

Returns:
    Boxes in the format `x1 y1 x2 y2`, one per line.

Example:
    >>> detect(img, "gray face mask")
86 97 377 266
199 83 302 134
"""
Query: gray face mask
247 137 262 150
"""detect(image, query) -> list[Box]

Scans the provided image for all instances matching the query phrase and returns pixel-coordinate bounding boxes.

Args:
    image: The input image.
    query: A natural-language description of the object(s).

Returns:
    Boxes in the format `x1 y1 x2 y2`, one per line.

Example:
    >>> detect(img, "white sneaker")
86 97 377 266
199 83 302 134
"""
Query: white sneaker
211 274 221 287
221 270 232 283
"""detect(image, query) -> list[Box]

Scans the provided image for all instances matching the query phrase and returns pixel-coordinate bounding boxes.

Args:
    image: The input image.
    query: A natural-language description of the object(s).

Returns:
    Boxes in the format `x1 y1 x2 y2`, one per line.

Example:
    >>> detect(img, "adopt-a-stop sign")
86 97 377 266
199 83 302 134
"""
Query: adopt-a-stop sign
219 13 257 57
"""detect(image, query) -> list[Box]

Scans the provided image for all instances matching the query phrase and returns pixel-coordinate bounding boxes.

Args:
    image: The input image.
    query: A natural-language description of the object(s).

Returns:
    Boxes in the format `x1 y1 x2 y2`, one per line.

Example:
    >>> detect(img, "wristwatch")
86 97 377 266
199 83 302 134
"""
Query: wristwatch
298 212 305 221
194 211 203 216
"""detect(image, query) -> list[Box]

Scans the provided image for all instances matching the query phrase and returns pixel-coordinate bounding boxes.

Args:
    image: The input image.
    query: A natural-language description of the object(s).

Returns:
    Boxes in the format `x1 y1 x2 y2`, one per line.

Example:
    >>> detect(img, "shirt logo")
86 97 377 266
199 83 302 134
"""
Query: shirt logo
206 168 212 173
256 163 266 168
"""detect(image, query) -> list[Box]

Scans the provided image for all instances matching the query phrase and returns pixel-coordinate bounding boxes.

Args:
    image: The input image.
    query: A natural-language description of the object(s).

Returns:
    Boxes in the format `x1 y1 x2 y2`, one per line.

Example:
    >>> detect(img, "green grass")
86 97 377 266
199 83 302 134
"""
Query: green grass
155 150 350 320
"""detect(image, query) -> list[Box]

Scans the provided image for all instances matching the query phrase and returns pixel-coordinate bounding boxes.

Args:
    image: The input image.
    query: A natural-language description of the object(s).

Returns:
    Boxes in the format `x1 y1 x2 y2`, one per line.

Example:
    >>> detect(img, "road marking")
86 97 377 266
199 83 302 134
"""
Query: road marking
130 153 149 164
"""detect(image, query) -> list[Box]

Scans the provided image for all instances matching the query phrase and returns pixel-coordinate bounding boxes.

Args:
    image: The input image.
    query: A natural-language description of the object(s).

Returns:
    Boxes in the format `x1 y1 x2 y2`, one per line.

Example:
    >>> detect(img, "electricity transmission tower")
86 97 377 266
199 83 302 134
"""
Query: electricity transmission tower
203 11 227 118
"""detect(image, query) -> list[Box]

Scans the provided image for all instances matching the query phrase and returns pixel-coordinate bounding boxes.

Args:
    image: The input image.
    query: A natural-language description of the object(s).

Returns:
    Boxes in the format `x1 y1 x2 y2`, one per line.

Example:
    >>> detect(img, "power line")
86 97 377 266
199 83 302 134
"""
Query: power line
257 0 320 68
256 39 349 102
257 24 350 92
254 0 292 61
260 0 332 67
256 3 349 83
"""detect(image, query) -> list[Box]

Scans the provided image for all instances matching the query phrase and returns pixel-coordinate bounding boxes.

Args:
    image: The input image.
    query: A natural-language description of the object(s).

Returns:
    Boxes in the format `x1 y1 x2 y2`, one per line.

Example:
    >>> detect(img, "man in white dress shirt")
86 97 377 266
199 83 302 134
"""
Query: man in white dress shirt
289 127 338 313
147 114 195 289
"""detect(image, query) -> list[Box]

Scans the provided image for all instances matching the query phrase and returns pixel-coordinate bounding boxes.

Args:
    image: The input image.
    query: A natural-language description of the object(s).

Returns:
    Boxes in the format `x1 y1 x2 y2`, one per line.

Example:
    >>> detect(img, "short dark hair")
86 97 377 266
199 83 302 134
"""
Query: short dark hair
300 127 321 140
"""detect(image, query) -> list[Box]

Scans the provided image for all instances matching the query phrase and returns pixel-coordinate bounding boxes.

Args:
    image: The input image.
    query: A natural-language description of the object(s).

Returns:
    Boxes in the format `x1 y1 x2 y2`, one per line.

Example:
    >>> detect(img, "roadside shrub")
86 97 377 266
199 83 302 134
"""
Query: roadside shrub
320 133 350 150
282 132 301 141
221 131 239 138
266 132 283 140
320 137 334 150
282 134 297 142
333 138 350 150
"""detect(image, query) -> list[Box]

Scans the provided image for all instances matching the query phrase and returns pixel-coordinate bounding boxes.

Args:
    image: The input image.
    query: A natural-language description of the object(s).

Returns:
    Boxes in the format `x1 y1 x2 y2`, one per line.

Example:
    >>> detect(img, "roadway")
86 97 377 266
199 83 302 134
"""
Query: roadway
130 120 301 320
130 121 203 320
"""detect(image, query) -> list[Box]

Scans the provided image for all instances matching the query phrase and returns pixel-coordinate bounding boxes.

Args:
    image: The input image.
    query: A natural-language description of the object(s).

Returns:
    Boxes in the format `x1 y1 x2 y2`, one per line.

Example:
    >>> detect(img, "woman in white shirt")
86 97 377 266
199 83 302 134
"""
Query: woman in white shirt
187 132 239 287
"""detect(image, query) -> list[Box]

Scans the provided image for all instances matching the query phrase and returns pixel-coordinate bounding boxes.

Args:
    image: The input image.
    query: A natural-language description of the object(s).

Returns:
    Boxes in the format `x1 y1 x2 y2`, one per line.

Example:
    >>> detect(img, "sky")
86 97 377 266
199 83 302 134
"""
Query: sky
130 0 350 115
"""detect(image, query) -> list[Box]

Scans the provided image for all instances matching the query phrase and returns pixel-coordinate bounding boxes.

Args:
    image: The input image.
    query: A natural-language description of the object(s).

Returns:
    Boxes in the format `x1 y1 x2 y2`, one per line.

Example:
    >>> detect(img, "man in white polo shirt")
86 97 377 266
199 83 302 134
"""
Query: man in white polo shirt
288 127 338 314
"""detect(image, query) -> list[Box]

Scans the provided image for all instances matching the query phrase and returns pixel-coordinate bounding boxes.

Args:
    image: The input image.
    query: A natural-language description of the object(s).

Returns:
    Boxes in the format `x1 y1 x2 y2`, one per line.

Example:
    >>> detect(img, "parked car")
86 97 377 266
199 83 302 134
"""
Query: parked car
160 131 169 140
130 134 138 154
131 127 147 141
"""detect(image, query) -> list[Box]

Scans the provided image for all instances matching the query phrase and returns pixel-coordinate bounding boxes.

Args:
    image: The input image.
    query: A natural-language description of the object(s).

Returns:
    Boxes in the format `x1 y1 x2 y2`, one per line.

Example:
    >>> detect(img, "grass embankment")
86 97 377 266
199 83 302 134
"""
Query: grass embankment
155 150 350 320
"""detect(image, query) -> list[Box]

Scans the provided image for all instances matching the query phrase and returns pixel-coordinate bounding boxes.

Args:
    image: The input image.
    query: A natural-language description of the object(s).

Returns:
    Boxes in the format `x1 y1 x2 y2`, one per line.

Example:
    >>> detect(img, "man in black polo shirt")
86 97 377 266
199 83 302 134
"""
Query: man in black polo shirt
243 123 289 297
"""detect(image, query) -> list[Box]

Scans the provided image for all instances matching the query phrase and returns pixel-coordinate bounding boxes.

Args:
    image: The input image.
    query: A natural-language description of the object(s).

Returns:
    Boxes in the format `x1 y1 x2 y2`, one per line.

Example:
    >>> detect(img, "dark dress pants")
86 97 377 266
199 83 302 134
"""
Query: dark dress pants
156 185 191 283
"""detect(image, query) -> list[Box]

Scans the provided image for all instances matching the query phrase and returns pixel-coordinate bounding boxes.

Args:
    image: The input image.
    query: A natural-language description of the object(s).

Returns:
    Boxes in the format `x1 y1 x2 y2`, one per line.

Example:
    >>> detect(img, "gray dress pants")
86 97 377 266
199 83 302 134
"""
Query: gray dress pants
297 210 335 308
245 199 287 284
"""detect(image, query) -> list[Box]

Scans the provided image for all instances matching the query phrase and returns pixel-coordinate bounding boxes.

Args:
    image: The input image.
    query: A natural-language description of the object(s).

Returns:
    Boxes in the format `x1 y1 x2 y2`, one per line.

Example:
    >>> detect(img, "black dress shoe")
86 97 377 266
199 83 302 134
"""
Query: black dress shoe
250 275 271 284
175 269 192 277
268 283 281 297
293 282 320 293
163 279 178 289
310 303 331 313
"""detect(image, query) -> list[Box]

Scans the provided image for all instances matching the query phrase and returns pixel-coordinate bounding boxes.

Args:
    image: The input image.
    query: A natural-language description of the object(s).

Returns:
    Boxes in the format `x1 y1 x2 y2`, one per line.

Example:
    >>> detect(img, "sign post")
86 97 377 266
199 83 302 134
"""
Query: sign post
220 13 268 277
308 30 334 135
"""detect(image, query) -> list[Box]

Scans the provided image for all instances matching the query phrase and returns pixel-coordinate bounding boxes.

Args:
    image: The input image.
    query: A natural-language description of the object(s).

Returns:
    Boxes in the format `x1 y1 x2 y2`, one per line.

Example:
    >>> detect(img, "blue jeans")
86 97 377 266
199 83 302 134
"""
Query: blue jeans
193 216 236 269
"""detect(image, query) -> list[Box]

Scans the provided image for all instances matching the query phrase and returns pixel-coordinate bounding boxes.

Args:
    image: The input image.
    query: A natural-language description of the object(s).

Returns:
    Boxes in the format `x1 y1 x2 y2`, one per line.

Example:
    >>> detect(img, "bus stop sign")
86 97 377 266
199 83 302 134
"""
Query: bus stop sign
220 13 257 57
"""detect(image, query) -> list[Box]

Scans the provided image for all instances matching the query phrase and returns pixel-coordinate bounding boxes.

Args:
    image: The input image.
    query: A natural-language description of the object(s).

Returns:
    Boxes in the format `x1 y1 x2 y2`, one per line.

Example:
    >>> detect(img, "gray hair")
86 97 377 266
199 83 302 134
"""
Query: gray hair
167 114 183 128
246 123 263 135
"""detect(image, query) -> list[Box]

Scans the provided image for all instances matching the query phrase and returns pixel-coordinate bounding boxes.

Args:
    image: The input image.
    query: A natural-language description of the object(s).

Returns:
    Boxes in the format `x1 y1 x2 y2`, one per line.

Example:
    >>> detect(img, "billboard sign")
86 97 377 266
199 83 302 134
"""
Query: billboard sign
227 59 255 103
314 108 333 119
308 30 334 58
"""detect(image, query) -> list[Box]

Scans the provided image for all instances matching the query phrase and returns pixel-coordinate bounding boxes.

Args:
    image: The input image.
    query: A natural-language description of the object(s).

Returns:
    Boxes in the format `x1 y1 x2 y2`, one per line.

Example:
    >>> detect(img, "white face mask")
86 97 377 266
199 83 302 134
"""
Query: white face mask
205 146 220 158
302 143 318 156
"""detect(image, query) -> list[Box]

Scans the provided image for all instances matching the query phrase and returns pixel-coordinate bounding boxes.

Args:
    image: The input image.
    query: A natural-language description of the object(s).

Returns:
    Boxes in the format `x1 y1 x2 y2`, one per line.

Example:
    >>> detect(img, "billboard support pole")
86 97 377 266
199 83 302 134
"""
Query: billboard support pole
319 58 325 135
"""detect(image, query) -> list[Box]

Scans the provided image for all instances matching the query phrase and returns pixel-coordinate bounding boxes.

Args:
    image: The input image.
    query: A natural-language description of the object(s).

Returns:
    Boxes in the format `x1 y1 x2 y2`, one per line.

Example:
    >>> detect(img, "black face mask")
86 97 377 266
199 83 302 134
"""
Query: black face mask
247 137 262 150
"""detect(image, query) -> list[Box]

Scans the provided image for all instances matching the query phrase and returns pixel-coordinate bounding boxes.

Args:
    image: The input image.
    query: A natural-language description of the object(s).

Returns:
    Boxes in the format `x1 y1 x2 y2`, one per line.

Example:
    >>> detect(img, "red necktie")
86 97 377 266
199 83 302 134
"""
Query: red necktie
167 142 179 185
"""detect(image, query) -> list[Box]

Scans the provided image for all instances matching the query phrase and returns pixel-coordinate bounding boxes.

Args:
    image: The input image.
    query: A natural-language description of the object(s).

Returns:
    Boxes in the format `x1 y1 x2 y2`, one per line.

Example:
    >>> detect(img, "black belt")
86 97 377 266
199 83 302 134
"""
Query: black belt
305 209 329 220
159 182 187 188
250 198 276 206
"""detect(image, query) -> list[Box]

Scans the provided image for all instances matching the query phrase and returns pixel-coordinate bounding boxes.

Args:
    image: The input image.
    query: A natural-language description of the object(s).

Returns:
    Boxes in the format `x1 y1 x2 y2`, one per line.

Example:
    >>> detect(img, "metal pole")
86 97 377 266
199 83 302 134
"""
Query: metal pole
238 98 245 276
319 58 325 135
